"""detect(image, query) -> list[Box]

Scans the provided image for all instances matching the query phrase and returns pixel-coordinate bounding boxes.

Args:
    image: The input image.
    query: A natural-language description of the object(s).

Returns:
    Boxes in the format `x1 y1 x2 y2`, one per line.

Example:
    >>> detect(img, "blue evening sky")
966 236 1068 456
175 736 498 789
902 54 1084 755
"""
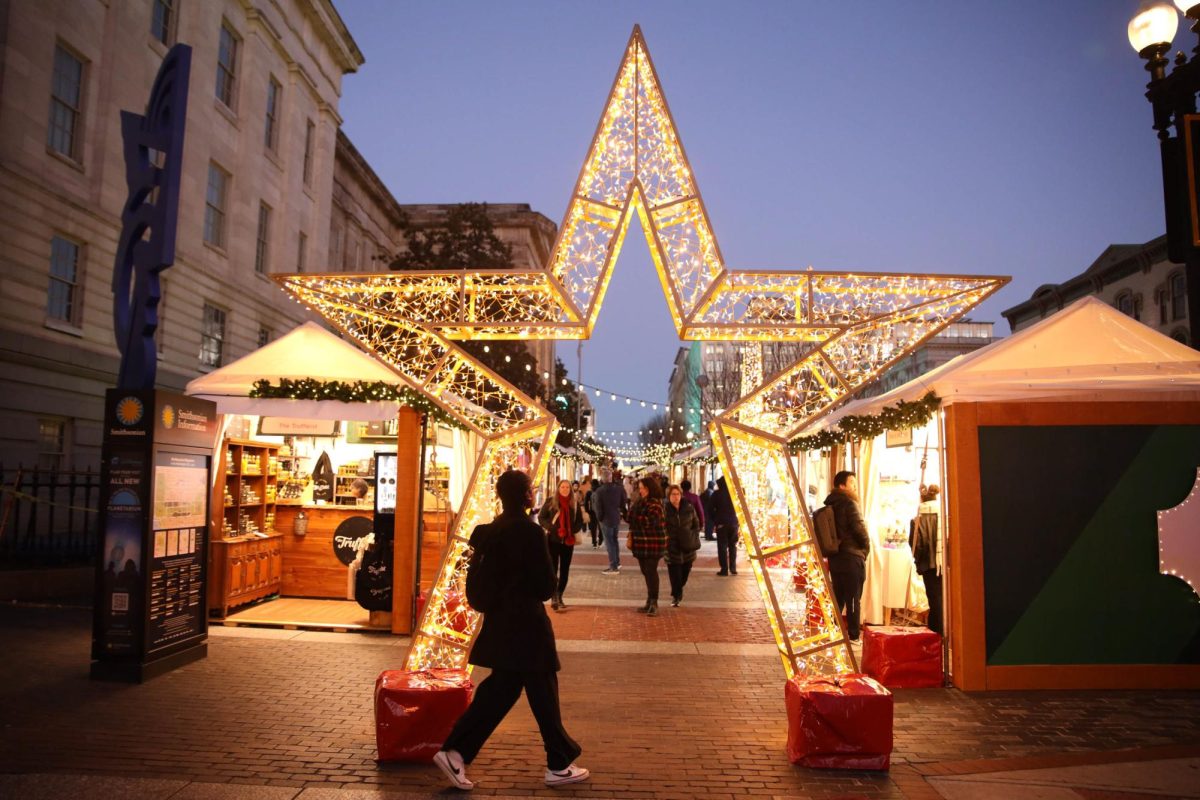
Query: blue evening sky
334 1 1165 434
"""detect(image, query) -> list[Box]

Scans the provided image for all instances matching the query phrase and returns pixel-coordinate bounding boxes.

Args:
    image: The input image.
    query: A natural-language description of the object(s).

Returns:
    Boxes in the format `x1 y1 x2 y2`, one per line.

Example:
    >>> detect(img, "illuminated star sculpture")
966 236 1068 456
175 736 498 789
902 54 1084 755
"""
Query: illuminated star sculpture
275 27 1007 677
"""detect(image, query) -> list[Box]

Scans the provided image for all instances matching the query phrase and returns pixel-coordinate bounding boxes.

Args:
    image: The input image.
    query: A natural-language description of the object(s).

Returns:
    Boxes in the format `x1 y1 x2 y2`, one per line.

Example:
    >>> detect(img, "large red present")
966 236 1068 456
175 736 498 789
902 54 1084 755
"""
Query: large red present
861 625 942 688
785 674 893 770
375 668 472 762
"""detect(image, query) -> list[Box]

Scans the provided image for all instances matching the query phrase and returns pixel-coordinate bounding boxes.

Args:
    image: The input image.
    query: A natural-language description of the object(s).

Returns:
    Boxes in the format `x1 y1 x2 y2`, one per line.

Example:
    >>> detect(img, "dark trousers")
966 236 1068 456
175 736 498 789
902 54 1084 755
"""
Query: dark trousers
922 569 943 636
830 558 866 640
667 560 693 600
716 524 738 573
704 516 716 540
589 518 601 546
547 539 573 597
442 667 581 770
638 557 661 602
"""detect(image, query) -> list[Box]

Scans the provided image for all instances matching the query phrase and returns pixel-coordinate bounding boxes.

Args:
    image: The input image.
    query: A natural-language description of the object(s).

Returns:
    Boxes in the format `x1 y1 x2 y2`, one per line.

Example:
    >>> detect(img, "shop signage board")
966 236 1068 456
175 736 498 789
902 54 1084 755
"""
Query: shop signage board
259 417 339 437
92 389 216 682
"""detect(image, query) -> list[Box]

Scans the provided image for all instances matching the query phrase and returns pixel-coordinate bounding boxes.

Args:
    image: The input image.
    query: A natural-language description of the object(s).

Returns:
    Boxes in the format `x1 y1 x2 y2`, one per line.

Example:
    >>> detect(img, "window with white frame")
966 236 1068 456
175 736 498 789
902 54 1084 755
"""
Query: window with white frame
47 44 84 159
255 202 272 274
151 0 177 46
46 235 81 325
264 75 281 151
257 325 273 348
215 22 238 108
200 303 226 367
302 118 315 185
204 162 229 248
37 418 67 471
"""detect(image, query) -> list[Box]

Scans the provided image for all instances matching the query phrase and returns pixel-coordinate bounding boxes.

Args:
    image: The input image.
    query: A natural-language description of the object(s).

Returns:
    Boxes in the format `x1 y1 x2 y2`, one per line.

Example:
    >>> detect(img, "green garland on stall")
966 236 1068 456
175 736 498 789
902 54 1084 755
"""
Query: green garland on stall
551 446 718 467
249 378 467 431
788 392 941 452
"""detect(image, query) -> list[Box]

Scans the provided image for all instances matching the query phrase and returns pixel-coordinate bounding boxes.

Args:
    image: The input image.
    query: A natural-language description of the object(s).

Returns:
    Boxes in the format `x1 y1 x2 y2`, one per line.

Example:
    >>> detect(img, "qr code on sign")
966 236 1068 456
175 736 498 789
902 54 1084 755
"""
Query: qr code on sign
112 593 129 612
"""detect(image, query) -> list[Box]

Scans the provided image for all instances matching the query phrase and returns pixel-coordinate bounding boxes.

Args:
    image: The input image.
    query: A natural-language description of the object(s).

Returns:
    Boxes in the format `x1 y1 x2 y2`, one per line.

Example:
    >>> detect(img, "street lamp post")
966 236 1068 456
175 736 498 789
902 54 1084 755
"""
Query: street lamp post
1130 0 1200 348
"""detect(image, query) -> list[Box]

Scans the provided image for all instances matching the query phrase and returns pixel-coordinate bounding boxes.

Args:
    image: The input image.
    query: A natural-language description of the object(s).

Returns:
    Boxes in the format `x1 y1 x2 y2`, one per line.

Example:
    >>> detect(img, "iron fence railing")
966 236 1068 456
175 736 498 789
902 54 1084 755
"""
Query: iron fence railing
0 465 100 565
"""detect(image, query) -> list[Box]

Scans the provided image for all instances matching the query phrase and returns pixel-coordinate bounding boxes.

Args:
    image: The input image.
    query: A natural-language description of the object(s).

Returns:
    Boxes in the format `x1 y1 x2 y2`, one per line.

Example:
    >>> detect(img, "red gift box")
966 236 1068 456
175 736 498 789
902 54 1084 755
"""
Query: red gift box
375 668 473 762
861 625 942 689
785 674 893 770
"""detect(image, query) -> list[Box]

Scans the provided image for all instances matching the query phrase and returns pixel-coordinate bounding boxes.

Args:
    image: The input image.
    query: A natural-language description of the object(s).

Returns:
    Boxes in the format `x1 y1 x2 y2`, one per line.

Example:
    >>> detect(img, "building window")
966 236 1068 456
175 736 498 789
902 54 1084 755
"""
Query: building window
200 303 226 367
156 279 168 353
37 418 67 471
151 0 176 45
1158 288 1169 325
1171 327 1189 345
215 22 238 108
1170 271 1187 320
257 325 273 348
297 232 307 273
302 119 315 185
1115 291 1135 319
264 75 281 151
255 202 271 274
330 218 344 267
46 236 81 324
204 162 229 248
47 44 84 159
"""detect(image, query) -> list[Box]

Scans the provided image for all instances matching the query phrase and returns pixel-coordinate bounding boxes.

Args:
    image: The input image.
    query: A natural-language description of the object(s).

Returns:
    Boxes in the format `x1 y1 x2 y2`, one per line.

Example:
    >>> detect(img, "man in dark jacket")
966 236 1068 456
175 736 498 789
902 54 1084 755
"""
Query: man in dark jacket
711 476 739 576
591 468 627 575
824 470 871 641
700 480 717 540
435 470 589 789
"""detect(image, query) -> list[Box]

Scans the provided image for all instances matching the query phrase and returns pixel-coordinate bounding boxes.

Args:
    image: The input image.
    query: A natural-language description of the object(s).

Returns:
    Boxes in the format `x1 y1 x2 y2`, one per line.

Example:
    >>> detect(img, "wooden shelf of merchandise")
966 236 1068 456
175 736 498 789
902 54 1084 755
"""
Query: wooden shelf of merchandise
209 439 283 617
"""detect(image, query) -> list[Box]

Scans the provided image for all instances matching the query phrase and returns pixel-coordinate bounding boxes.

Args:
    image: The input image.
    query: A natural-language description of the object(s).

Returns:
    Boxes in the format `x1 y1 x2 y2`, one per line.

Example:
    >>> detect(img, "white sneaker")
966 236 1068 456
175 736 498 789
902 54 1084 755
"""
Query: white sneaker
545 763 590 786
433 749 474 790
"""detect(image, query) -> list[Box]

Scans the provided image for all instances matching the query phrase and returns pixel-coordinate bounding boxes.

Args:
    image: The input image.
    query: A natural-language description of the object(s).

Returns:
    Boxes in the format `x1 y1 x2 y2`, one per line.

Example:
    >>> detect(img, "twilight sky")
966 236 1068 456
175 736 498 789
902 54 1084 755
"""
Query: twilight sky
334 0 1166 435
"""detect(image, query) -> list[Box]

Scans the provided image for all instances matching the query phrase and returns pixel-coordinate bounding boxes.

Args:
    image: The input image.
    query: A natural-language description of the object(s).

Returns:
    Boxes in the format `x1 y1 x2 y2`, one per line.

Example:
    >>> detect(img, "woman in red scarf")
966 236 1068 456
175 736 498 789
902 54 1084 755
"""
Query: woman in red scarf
538 479 584 611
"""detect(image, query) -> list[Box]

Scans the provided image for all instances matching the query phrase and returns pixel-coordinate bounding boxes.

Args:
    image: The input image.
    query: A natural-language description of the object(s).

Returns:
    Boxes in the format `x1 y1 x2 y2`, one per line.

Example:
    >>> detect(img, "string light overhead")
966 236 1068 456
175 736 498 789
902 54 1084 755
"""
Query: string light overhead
275 26 1007 679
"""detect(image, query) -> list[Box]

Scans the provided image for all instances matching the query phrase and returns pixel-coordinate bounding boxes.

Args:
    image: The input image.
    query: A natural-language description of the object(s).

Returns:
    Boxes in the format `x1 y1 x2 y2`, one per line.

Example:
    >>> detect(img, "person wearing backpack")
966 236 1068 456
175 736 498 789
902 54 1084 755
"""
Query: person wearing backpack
823 470 871 642
434 469 589 790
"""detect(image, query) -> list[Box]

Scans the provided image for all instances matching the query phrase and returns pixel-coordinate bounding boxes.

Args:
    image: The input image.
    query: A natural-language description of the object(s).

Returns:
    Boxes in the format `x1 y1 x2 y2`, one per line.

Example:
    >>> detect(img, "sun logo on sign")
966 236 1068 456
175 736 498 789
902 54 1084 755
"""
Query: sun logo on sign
115 396 144 426
160 405 176 429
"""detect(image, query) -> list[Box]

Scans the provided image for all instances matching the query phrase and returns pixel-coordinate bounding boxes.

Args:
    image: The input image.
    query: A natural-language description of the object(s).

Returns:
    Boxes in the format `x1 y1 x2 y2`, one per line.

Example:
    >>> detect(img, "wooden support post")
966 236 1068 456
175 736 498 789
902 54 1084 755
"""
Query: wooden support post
392 407 421 634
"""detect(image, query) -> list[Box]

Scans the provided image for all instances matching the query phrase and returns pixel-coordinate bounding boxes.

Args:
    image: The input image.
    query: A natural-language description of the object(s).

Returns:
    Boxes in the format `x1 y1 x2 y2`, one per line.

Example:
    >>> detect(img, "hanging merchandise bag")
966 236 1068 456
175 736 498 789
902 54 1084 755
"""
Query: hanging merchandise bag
312 451 335 503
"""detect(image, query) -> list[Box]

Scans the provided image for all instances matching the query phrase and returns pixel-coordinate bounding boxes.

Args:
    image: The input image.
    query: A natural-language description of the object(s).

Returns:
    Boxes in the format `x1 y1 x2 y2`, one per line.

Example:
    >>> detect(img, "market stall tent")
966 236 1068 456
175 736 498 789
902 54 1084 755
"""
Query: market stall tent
184 321 404 420
801 297 1200 690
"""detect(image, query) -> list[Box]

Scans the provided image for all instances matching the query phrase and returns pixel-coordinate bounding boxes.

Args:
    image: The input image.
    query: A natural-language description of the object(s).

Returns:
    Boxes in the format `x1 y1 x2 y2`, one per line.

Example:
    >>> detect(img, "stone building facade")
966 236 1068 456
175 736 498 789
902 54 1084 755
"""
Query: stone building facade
1001 235 1191 344
0 0 363 470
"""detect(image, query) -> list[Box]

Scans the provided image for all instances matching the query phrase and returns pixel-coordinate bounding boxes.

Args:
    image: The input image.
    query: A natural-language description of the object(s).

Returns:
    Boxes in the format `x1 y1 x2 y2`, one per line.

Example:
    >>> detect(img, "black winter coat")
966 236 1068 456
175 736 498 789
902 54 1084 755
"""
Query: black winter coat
466 511 560 672
823 489 870 571
711 476 739 529
537 497 584 545
909 501 939 574
664 500 701 565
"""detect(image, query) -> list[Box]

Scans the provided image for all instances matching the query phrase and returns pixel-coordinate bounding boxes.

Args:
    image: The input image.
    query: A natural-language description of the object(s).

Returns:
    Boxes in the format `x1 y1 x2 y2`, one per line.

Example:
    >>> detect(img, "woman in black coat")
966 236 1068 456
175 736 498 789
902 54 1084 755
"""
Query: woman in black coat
664 484 701 606
538 479 585 610
436 470 588 789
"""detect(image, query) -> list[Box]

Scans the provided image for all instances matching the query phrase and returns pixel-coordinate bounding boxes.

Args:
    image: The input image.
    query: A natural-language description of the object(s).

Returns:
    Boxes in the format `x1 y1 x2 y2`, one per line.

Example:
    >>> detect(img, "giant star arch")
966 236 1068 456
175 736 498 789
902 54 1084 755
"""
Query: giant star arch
275 26 1007 677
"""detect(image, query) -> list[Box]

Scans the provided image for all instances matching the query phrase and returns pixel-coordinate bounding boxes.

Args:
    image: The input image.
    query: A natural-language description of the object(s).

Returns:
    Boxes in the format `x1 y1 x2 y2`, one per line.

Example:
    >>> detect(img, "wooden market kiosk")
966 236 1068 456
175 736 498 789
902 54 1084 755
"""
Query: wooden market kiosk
186 323 463 635
801 298 1200 690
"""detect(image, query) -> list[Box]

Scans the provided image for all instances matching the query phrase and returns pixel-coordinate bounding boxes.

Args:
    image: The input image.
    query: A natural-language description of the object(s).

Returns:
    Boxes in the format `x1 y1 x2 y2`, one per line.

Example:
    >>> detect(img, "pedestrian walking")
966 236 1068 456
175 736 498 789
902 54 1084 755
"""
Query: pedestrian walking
434 469 589 790
711 476 739 575
627 476 668 616
910 484 942 636
581 477 601 547
538 479 584 611
701 480 717 540
824 470 871 641
664 484 701 606
592 468 627 574
679 479 705 535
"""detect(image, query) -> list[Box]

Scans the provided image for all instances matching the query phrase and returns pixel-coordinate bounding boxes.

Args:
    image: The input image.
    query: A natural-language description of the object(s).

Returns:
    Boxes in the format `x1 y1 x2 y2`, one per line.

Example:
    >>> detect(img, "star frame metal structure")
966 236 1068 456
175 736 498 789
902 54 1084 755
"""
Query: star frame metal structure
274 26 1007 678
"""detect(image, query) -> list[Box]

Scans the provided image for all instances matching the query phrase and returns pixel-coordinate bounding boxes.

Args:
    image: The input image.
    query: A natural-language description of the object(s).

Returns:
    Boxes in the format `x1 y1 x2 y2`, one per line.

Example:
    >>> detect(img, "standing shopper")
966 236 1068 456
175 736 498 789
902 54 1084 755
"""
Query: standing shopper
910 484 942 636
581 477 600 548
711 476 739 576
538 480 583 611
824 470 871 642
664 484 701 606
679 479 705 536
434 470 589 790
592 469 627 574
627 476 668 616
701 480 717 540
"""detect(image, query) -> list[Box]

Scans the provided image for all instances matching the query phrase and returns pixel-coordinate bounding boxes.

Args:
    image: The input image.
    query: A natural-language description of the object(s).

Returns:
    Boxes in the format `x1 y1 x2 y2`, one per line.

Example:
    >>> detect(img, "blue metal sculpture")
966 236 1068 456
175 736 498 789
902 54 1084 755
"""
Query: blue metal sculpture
112 44 191 389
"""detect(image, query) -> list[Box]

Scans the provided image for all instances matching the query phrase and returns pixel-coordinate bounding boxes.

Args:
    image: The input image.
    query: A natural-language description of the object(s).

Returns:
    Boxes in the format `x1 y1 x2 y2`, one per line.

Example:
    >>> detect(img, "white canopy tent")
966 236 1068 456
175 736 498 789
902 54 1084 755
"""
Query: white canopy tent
185 321 405 421
808 297 1200 434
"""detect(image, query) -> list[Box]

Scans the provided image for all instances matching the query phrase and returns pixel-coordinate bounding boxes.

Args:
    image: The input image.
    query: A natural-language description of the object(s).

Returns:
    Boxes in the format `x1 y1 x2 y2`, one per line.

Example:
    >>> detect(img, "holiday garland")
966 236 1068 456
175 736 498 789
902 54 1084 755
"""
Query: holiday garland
249 378 468 431
788 392 941 453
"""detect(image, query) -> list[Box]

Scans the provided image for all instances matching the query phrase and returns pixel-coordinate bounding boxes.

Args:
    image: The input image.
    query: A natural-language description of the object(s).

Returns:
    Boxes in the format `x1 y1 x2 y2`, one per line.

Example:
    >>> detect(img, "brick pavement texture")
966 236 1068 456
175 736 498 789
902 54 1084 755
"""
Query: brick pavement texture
2 606 1200 799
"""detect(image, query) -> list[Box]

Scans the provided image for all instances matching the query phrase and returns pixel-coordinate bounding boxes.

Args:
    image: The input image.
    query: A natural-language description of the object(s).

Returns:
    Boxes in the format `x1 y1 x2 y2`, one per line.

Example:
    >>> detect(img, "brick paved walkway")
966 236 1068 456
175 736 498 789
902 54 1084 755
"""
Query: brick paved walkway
1 543 1199 799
